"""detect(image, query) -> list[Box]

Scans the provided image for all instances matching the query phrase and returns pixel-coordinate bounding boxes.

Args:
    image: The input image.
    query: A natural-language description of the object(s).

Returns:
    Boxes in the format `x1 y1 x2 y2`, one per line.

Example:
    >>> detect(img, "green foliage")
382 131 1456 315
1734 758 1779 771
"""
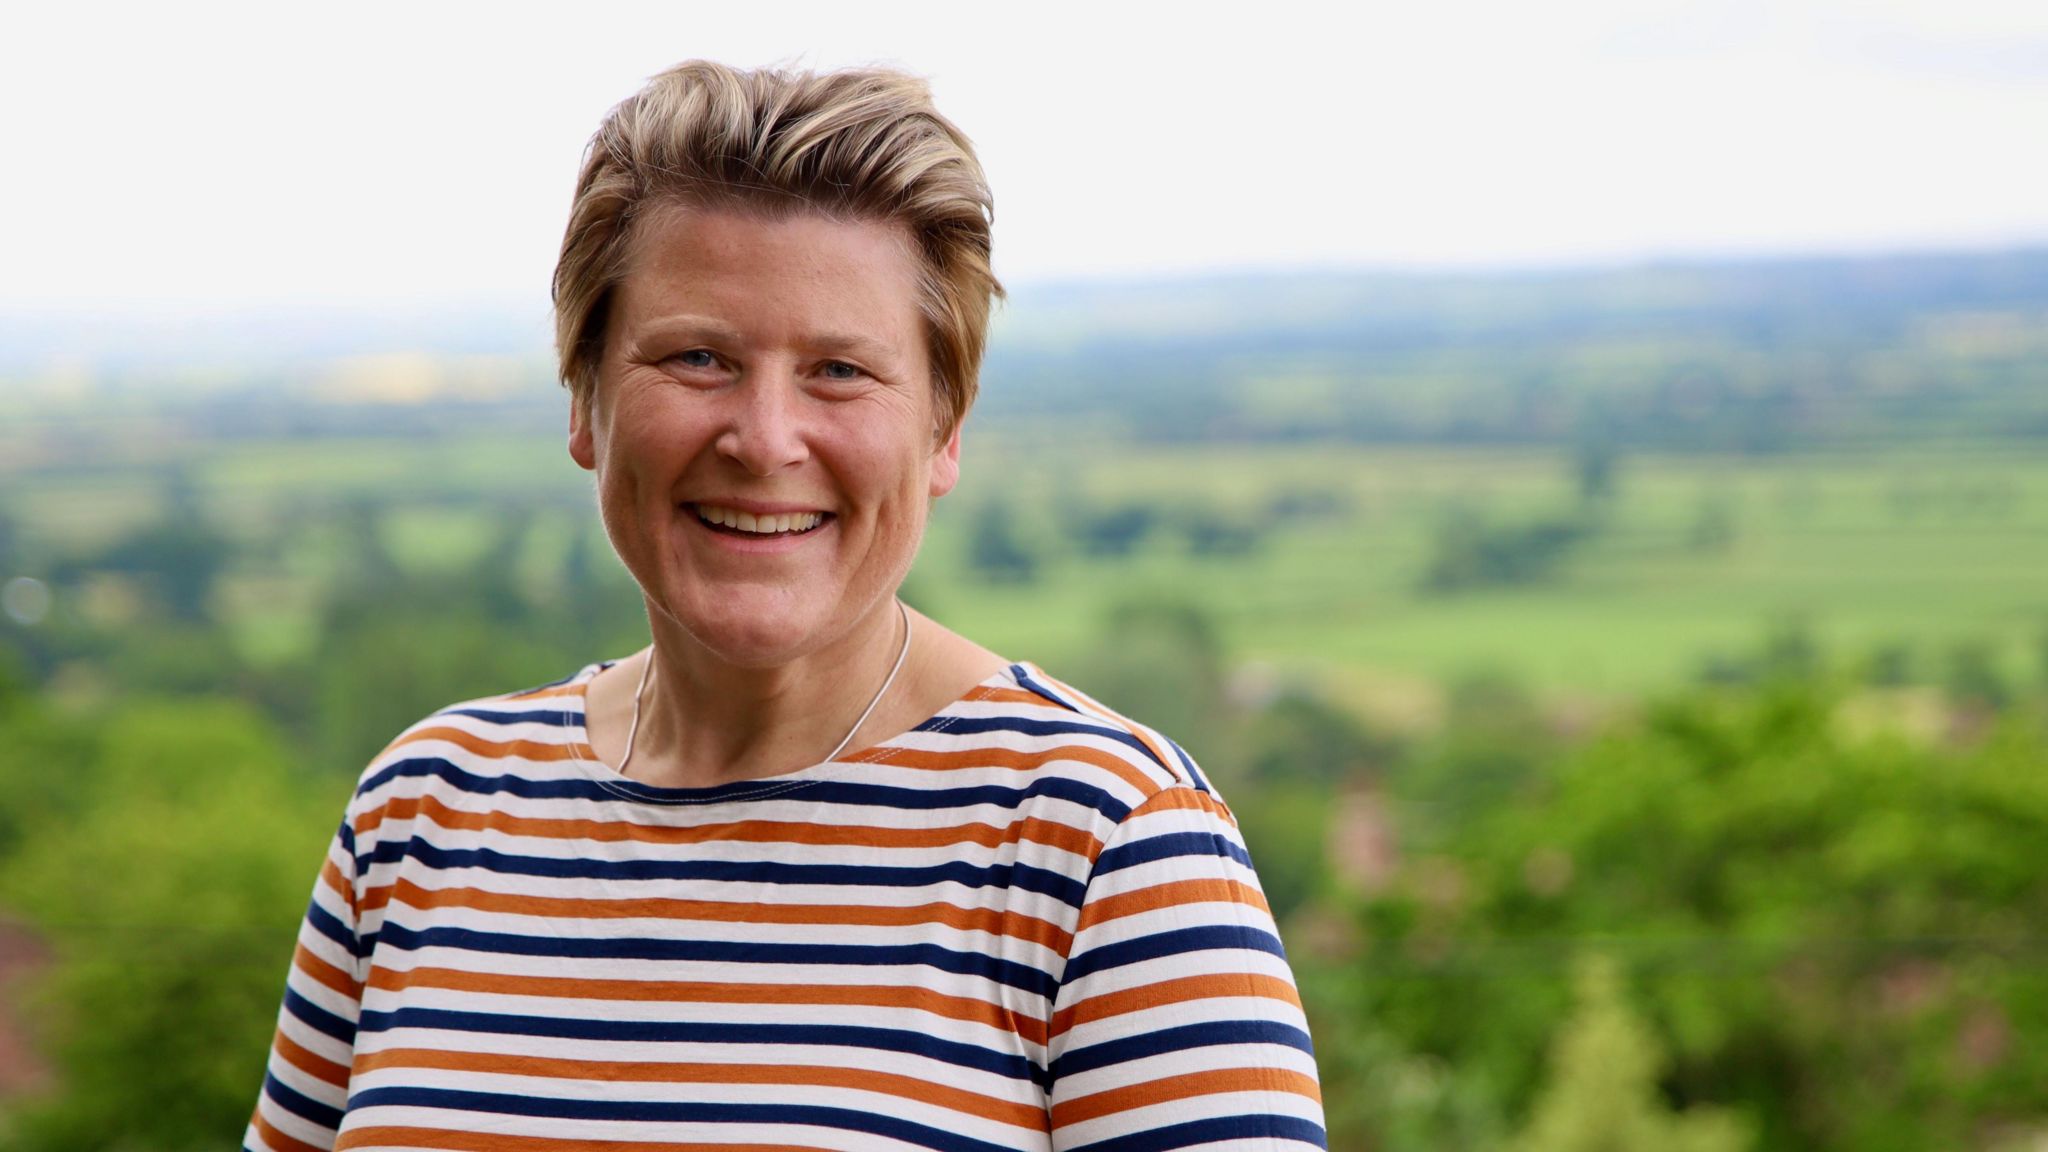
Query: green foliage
1422 507 1593 594
1298 961 1509 1152
0 699 340 1152
1510 955 1752 1152
1231 782 1333 927
965 497 1038 584
1347 678 2048 1152
1944 640 2012 711
1177 507 1265 557
75 487 230 624
1243 690 1390 791
1067 598 1230 760
1572 442 1619 507
1069 503 1160 558
312 602 568 773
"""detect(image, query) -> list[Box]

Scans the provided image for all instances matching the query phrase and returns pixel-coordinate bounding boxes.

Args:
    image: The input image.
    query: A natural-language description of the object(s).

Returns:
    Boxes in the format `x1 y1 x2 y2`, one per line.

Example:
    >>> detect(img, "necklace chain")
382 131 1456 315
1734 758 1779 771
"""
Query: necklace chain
616 598 913 781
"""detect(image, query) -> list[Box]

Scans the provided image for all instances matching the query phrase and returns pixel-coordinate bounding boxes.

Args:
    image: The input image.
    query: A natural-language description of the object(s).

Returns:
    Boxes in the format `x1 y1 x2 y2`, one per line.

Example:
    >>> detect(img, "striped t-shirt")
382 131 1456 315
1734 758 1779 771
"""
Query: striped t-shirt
244 659 1329 1151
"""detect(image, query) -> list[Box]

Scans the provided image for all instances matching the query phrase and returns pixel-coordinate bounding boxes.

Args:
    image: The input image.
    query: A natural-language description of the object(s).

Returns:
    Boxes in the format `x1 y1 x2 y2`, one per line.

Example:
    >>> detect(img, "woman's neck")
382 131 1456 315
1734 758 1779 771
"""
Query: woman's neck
626 596 905 789
583 599 1007 790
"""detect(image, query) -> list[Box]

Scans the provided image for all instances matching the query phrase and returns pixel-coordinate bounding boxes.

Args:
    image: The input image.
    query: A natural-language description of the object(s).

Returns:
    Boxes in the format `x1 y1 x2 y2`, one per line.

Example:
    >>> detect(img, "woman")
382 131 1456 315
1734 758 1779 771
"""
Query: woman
245 61 1328 1151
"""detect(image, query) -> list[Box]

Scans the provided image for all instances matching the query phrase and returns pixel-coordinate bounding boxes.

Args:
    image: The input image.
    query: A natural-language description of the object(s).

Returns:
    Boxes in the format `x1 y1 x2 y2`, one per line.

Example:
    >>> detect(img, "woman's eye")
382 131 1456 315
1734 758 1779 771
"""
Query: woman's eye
672 349 718 369
820 360 863 381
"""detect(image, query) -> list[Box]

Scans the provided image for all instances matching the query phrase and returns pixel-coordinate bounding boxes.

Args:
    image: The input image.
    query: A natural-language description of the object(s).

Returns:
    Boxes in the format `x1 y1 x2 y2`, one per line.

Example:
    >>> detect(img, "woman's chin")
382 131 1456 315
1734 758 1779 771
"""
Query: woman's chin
654 589 849 669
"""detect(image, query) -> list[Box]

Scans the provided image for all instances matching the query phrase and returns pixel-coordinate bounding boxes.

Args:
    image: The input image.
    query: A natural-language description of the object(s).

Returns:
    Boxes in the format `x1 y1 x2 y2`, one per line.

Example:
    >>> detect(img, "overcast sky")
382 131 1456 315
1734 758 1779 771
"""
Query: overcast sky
4 0 2045 314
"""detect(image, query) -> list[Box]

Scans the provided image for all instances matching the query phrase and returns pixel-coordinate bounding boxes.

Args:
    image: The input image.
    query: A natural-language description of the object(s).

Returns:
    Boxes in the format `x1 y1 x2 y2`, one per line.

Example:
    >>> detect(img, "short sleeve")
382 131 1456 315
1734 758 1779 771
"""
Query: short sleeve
242 813 365 1152
1045 786 1329 1150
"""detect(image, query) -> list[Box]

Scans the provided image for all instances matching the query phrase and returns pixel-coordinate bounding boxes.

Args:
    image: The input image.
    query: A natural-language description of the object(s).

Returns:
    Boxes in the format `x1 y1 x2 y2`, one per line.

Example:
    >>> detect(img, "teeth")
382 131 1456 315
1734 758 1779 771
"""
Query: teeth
694 504 824 535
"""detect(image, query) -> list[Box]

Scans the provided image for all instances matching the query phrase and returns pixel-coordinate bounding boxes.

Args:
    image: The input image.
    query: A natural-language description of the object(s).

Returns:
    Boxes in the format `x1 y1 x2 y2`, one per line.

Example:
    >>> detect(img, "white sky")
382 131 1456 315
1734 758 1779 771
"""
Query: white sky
3 0 2045 313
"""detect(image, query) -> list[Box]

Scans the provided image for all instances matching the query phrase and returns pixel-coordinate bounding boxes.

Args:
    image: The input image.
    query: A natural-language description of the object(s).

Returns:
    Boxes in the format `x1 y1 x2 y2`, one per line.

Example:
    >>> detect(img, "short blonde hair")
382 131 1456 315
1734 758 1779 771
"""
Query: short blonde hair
553 60 1004 441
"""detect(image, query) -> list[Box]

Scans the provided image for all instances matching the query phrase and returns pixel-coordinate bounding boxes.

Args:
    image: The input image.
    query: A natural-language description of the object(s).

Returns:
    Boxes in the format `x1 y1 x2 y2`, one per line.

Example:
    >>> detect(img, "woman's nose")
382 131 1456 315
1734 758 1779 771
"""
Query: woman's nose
714 375 810 477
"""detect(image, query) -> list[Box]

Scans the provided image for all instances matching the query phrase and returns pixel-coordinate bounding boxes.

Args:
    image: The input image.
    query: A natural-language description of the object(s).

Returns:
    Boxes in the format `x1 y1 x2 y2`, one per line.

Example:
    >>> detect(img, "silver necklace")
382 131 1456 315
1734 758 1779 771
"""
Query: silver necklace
616 597 912 780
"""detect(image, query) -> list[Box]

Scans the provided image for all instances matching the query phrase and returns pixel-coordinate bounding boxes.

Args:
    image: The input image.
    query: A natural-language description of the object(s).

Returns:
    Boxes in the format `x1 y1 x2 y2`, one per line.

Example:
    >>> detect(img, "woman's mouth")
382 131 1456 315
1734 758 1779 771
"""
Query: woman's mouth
687 502 832 538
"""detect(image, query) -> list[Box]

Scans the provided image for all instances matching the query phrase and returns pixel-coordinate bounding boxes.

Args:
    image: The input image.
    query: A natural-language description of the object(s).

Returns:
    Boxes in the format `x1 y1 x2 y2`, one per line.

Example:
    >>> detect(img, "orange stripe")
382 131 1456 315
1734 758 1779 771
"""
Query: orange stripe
380 724 585 765
349 1048 1050 1132
968 686 1052 706
339 1129 839 1152
374 873 1070 956
361 790 1098 858
272 1025 352 1089
1072 873 1273 937
292 939 363 1002
1050 1066 1322 1127
866 742 1161 797
319 855 353 906
1129 785 1229 820
251 1107 329 1152
370 962 1052 1048
1049 971 1304 1040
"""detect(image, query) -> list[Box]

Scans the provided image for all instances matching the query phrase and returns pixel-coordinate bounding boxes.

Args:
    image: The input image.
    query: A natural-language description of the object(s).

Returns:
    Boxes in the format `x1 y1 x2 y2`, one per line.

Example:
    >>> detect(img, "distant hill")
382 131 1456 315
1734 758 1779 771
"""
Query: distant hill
981 248 2048 450
7 247 2045 451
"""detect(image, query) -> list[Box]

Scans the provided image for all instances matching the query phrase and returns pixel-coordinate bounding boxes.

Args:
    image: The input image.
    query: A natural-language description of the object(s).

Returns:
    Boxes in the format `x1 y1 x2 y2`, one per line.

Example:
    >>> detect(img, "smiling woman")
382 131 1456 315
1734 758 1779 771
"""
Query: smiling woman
243 60 1328 1152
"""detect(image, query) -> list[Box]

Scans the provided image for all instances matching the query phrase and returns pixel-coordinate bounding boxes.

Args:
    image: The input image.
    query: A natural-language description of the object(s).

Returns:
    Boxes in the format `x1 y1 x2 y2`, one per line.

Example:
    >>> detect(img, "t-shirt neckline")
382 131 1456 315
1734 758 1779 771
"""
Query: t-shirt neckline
561 658 1029 806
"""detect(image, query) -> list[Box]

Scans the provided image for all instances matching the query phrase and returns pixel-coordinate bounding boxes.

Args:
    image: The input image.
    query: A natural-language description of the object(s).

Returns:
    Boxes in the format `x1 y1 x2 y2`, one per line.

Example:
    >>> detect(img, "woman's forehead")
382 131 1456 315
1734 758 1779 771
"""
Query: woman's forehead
612 206 926 347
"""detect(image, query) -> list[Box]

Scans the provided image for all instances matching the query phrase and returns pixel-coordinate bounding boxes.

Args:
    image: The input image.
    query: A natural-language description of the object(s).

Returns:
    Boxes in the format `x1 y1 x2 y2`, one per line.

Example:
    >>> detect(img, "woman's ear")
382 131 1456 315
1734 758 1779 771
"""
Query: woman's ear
569 394 597 472
928 421 963 500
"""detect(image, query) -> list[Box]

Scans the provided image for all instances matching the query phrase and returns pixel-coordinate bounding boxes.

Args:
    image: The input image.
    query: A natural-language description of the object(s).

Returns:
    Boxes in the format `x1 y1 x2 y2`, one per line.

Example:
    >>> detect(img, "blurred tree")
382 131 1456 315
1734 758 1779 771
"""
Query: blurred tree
1686 492 1738 554
1392 671 1554 831
0 506 20 570
1347 677 2048 1152
964 498 1037 584
1944 639 2010 712
1572 440 1618 508
1860 641 1915 689
1243 689 1391 792
1509 955 1752 1152
1070 503 1159 558
1295 960 1508 1152
1178 507 1264 558
1422 508 1590 594
86 505 231 624
1231 782 1332 928
1068 598 1229 762
0 700 339 1152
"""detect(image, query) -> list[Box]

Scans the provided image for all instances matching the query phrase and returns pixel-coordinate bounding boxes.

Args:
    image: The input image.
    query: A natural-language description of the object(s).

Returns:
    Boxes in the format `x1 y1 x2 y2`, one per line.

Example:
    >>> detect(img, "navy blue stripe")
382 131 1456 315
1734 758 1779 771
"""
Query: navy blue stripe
282 986 357 1047
1061 923 1287 985
357 756 601 804
355 1009 1048 1089
364 839 1090 908
282 975 358 1041
440 705 580 727
373 920 1061 1001
336 818 356 860
348 1089 1028 1152
933 716 1170 772
1049 1018 1316 1083
1095 829 1253 876
1166 739 1211 794
261 1070 345 1132
356 756 1125 821
1012 663 1078 712
1065 1113 1328 1152
304 899 358 959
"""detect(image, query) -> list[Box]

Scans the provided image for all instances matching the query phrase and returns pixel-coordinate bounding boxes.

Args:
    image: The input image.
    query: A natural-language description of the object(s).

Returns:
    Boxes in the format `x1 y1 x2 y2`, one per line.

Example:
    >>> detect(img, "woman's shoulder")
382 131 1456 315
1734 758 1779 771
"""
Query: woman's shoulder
981 659 1231 813
342 660 611 811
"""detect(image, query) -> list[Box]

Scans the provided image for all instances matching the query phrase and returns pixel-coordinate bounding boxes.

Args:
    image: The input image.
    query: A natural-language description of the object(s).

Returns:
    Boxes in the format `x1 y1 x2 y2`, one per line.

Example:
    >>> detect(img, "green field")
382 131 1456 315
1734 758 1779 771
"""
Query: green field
9 424 2041 705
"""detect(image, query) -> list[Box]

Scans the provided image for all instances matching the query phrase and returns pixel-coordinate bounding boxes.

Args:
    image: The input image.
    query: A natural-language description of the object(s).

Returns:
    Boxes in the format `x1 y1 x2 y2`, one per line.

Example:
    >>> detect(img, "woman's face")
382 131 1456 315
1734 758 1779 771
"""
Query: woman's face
571 206 960 667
